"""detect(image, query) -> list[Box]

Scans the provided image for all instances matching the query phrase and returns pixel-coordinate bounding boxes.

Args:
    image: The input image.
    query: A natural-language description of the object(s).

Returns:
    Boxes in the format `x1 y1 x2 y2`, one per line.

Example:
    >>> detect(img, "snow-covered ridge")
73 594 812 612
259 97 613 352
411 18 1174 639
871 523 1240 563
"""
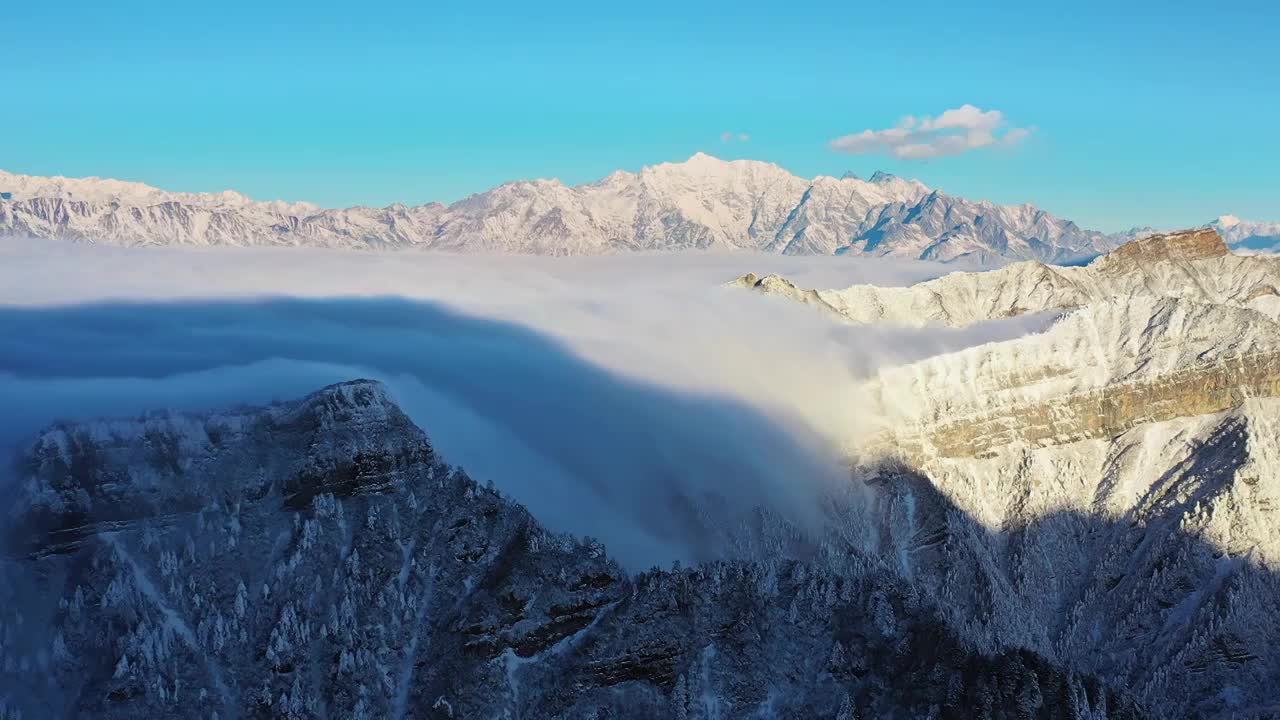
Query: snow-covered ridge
10 379 419 556
1 155 1121 261
862 296 1280 458
0 379 1141 719
744 229 1280 460
0 168 321 215
732 228 1280 327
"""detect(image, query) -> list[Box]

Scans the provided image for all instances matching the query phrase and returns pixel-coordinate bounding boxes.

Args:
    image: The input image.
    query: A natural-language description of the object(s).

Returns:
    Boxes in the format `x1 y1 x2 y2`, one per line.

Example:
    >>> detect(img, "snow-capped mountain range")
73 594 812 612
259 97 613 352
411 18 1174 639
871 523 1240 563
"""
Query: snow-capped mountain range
0 155 1195 263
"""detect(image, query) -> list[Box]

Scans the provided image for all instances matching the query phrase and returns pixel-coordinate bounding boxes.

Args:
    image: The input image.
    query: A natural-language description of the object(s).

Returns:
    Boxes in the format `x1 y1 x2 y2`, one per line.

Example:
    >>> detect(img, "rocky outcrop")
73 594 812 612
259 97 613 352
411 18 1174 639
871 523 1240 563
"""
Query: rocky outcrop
1092 227 1229 269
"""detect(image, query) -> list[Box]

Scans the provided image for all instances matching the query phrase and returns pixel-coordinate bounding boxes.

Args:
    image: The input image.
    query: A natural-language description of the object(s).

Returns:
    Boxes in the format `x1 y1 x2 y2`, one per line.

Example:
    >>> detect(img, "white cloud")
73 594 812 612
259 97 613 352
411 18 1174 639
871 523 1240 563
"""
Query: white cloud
720 131 751 143
829 105 1032 159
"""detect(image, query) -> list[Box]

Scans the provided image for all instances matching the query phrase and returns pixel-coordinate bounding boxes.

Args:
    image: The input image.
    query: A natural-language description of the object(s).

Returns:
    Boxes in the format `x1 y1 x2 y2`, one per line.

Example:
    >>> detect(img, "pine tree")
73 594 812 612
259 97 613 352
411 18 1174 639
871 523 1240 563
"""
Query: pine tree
673 674 689 720
836 692 857 720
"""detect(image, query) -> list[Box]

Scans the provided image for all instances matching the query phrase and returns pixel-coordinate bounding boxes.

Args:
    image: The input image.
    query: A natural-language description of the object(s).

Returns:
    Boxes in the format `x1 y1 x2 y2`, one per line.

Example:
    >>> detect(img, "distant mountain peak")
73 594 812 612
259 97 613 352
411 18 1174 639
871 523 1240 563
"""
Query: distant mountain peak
1207 214 1280 253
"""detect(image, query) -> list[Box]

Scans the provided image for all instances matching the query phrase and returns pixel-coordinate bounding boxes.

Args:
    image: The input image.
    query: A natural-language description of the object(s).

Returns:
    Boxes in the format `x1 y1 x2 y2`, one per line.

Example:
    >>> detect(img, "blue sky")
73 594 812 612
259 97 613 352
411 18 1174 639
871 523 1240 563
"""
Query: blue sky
5 0 1277 231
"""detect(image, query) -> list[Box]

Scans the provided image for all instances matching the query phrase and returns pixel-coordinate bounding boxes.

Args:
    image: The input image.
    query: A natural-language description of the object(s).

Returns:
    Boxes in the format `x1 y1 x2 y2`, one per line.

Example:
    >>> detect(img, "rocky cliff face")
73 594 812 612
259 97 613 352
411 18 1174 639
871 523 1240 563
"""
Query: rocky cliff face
0 156 1122 263
0 381 1139 720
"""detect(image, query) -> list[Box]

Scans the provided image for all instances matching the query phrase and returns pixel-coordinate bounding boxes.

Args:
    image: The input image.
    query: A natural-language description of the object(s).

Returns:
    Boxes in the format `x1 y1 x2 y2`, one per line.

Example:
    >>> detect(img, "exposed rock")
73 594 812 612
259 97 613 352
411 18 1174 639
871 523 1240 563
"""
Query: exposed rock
1093 227 1230 271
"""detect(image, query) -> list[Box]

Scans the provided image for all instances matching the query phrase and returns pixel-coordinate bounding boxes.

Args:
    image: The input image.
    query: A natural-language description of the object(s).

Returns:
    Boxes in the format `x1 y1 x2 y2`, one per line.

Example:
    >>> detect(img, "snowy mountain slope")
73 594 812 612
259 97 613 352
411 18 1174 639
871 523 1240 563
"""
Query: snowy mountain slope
862 296 1280 458
844 190 1120 264
813 231 1280 718
0 157 1121 261
0 380 1141 719
732 228 1280 327
862 402 1280 718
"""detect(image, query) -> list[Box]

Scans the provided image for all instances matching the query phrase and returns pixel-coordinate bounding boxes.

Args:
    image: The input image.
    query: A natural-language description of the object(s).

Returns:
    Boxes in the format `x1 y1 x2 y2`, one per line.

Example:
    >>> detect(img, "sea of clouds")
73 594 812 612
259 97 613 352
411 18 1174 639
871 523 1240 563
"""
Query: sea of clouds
0 239 1047 568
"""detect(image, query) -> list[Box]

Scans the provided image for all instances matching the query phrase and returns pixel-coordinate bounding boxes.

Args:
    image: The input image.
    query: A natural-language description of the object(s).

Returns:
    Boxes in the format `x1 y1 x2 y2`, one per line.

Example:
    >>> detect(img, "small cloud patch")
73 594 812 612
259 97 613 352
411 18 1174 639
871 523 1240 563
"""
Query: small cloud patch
830 105 1032 159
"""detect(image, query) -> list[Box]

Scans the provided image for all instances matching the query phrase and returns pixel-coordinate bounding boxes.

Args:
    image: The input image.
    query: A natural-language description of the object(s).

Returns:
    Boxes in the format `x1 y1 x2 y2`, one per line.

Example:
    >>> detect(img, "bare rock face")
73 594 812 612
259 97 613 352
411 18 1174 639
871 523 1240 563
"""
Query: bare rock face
864 297 1280 459
1093 227 1230 271
0 381 1140 720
